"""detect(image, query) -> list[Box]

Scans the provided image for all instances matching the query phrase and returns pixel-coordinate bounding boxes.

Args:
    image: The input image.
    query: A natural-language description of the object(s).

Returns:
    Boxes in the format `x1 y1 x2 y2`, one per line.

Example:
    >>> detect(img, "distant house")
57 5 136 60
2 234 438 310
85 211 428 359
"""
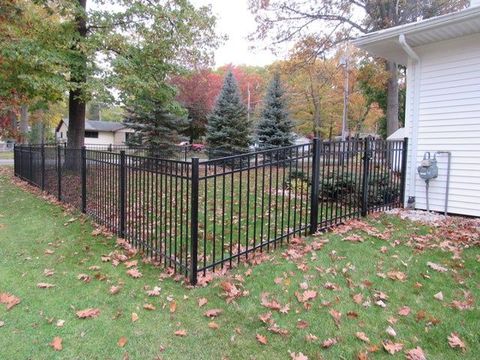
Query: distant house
56 119 135 146
353 1 480 217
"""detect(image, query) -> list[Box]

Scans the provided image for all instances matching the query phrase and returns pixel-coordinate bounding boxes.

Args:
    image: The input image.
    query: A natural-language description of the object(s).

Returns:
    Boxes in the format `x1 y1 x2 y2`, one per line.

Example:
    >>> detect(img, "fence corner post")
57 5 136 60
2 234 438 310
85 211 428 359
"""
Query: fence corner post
119 150 126 237
400 137 409 207
361 137 371 217
190 157 199 285
309 138 321 235
81 146 87 213
57 145 62 201
41 144 45 191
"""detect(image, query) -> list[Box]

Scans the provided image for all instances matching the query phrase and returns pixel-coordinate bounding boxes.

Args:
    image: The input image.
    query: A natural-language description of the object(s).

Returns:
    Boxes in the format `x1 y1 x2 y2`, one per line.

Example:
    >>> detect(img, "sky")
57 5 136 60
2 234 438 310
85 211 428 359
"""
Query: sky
190 0 280 67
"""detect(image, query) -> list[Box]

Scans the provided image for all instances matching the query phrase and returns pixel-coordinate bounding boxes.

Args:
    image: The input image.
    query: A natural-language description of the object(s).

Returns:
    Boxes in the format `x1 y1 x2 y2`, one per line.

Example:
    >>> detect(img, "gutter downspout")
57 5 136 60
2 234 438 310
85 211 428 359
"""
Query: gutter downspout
398 34 421 208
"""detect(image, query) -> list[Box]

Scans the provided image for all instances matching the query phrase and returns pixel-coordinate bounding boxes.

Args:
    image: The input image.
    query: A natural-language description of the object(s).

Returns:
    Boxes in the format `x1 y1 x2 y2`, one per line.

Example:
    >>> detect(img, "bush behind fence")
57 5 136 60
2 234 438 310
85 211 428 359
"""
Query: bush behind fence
14 138 407 284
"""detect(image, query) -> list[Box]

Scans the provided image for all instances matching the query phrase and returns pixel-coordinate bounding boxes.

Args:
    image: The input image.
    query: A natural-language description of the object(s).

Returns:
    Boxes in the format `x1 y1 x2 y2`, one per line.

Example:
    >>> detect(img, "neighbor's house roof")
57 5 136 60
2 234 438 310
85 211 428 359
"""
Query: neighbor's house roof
352 5 480 65
56 119 127 133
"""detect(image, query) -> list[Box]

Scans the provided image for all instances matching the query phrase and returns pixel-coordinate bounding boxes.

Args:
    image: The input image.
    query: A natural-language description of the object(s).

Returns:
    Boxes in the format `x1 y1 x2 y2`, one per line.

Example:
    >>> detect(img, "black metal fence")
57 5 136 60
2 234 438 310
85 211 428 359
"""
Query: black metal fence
14 138 407 284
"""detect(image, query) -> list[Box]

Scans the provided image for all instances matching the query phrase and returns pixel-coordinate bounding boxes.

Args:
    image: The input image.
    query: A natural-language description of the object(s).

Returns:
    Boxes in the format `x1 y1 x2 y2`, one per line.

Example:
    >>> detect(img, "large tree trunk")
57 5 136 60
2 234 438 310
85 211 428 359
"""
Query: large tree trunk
19 104 29 143
386 60 399 137
65 0 87 170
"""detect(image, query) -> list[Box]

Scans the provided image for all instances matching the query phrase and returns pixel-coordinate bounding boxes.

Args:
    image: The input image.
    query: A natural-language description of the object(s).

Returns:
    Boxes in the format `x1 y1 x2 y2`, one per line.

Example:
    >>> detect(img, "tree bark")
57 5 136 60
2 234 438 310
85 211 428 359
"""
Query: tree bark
19 104 29 143
65 0 87 170
386 60 399 137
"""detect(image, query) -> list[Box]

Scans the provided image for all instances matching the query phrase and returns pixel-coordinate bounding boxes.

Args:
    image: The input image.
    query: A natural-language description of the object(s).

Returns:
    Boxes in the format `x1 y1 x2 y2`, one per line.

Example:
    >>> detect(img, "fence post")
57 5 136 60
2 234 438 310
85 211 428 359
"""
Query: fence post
119 150 126 237
361 138 371 216
399 137 409 207
309 138 321 234
57 145 62 201
41 144 45 191
81 146 87 213
190 157 199 285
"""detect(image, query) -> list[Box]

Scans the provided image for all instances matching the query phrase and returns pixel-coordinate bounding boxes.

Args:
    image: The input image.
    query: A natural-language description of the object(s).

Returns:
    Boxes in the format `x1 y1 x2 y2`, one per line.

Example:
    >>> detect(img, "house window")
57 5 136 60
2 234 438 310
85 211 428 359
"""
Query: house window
85 131 99 138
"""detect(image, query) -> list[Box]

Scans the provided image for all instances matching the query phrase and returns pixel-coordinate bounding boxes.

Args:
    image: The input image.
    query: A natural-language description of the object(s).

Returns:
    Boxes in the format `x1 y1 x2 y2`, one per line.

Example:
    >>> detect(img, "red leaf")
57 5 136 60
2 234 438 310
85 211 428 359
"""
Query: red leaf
117 336 128 348
398 306 411 316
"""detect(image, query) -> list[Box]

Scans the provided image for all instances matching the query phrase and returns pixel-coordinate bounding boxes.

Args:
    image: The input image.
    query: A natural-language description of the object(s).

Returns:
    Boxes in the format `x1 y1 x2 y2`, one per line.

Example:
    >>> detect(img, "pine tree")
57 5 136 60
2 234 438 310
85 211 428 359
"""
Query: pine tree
124 95 187 158
256 73 294 151
206 71 251 158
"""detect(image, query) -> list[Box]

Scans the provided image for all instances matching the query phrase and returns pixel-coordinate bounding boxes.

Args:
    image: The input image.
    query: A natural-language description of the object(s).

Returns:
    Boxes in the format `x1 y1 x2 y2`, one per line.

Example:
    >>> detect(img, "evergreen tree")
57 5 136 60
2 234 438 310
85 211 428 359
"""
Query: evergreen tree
124 93 187 158
206 71 251 158
256 73 294 151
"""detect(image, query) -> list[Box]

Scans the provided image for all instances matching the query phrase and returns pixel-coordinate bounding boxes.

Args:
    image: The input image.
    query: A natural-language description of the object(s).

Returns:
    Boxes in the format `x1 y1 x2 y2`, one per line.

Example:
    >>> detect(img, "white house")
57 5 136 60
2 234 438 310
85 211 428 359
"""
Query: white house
353 1 480 217
56 119 135 146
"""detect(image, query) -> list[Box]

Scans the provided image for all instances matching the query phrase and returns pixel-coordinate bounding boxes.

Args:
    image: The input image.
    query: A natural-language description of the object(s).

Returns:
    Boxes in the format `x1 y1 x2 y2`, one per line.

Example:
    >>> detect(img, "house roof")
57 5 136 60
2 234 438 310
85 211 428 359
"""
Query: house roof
352 6 480 65
57 119 126 133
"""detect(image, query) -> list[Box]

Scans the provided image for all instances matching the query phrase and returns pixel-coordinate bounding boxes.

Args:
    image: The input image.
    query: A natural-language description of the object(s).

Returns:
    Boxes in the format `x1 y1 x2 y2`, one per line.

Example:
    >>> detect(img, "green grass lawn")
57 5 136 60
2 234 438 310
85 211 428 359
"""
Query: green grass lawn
0 168 478 360
0 151 13 159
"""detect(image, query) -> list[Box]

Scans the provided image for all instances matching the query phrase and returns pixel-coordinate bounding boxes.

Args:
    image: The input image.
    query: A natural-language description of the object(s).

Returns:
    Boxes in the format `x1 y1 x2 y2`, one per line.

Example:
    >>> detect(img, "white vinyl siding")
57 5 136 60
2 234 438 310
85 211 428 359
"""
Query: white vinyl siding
404 33 480 217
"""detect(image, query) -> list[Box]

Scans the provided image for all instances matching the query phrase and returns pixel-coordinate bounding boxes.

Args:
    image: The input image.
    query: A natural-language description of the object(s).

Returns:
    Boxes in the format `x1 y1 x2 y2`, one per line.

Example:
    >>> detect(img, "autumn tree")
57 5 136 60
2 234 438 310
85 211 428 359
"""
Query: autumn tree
256 73 294 150
249 0 468 136
171 70 223 142
206 71 251 158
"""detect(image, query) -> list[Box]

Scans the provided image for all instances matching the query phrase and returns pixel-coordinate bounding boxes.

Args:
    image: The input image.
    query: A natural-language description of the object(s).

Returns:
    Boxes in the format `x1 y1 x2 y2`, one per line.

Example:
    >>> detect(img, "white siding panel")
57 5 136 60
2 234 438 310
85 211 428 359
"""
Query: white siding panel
409 34 480 217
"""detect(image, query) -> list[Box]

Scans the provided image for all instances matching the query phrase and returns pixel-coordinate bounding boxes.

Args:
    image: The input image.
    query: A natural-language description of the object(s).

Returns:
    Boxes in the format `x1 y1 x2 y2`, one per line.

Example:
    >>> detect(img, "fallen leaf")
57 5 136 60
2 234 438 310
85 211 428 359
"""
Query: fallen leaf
49 337 62 351
305 333 318 342
37 283 55 289
352 293 363 304
383 340 403 354
56 319 65 327
322 337 337 348
0 292 20 310
76 308 100 319
259 312 272 324
198 297 208 307
427 262 448 272
126 268 142 278
329 309 341 327
77 274 91 283
256 333 268 345
204 309 223 318
169 301 177 314
110 285 121 295
131 313 138 322
386 326 397 337
448 332 466 351
143 303 156 311
289 351 308 360
208 321 219 329
355 332 370 343
398 306 411 316
117 337 128 348
434 292 444 301
406 347 427 360
174 329 187 337
387 271 407 282
147 286 161 297
43 269 55 277
344 234 364 242
125 260 137 268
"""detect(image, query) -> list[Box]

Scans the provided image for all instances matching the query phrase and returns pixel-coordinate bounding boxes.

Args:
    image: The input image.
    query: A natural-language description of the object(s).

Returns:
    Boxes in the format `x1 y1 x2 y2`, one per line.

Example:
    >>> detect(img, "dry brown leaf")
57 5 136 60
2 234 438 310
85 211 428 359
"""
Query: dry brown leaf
259 312 272 324
204 309 223 318
352 293 363 304
357 351 369 360
117 337 128 348
427 262 448 272
0 292 21 310
126 268 142 278
382 340 403 354
169 301 177 313
448 332 466 351
289 352 308 360
256 333 268 345
110 285 121 295
387 271 407 282
208 321 219 329
344 234 364 242
434 292 444 301
398 306 411 316
198 297 208 307
146 286 161 297
125 260 138 268
37 283 55 289
406 347 427 360
77 274 91 283
321 337 337 348
76 308 100 319
43 268 55 277
174 329 187 337
49 336 62 351
329 309 341 327
131 313 139 322
355 332 370 343
305 333 318 342
143 303 156 311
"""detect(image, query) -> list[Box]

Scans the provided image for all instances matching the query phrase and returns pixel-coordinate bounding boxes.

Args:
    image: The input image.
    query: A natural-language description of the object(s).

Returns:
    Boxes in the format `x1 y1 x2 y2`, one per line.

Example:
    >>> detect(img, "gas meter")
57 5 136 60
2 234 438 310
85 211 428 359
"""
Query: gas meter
417 152 438 181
